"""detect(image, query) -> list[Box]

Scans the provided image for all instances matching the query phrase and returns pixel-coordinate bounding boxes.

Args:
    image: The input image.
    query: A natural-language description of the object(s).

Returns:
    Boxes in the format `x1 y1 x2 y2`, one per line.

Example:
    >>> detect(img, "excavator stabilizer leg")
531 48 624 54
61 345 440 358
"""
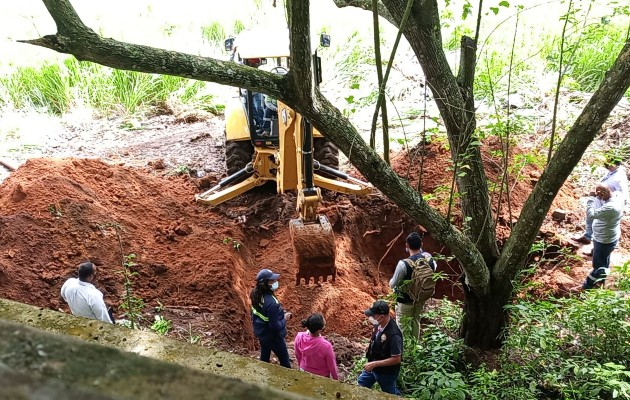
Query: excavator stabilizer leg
289 215 336 285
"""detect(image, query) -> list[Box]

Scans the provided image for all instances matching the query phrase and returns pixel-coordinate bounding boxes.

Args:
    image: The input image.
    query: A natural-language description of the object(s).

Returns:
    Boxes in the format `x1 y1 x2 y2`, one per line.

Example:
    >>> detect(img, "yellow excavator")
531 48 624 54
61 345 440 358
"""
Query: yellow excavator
196 28 372 284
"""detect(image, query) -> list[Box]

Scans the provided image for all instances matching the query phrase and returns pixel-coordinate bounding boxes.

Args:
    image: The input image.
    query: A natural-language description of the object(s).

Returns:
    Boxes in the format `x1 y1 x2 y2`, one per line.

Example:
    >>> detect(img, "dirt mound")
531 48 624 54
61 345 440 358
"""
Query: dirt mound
0 158 419 353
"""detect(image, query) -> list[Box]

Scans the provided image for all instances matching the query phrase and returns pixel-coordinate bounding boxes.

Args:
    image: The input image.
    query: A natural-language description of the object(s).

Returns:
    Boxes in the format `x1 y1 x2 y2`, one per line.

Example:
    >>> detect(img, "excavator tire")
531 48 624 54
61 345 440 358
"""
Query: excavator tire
314 138 339 180
290 215 336 285
314 138 339 169
225 139 254 176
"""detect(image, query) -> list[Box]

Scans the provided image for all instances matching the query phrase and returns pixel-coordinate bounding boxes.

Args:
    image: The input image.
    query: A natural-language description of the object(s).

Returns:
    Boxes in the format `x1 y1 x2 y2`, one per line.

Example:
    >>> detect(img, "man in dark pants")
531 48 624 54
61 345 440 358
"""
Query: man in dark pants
250 268 292 368
573 157 628 249
358 300 403 395
582 183 623 289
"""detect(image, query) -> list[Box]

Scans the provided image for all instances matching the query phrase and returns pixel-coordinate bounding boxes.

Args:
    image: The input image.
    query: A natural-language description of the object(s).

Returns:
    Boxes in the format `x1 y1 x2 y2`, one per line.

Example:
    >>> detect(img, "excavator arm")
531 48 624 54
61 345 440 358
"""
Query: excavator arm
289 118 337 285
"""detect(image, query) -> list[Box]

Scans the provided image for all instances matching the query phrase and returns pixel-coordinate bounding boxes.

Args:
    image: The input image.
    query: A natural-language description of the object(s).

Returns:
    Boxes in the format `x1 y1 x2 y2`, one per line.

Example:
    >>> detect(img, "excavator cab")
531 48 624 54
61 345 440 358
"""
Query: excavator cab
196 28 372 284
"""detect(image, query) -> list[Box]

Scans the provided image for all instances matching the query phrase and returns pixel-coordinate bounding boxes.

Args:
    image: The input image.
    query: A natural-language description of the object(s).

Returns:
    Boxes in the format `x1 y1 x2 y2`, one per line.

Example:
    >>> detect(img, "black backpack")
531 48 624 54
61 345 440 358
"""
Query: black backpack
402 257 435 302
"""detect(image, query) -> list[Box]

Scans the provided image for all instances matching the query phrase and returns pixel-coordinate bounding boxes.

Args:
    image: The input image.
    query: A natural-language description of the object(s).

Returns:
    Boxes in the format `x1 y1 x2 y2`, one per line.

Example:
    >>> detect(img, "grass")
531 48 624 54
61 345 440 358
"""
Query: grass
201 21 226 48
0 57 221 116
543 22 627 92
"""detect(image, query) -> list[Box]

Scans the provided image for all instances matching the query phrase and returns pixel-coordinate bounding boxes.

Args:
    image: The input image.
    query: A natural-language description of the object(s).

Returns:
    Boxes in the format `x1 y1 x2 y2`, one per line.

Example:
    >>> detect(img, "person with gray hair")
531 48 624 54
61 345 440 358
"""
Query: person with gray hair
581 183 623 289
573 157 628 247
60 261 112 323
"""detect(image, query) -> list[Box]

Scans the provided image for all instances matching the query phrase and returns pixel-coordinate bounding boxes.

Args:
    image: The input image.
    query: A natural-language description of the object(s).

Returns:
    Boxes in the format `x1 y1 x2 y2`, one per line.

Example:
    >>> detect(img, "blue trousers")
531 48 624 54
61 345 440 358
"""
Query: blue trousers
258 335 291 368
583 240 616 289
358 369 401 395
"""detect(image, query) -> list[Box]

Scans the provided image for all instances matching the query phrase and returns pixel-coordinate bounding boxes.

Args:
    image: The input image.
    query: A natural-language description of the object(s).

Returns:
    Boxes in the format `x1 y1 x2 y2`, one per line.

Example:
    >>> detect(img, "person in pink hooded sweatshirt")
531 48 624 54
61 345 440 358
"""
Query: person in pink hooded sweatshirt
294 313 339 380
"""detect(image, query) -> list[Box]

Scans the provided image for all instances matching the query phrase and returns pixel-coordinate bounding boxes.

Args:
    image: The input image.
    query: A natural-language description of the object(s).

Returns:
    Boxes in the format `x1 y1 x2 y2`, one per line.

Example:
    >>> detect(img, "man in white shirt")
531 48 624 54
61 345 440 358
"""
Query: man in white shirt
60 261 113 323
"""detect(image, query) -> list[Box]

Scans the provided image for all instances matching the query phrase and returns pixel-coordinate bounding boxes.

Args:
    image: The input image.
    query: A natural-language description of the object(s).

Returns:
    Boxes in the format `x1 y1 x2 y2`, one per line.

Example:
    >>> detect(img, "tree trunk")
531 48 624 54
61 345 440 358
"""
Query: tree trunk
460 281 510 349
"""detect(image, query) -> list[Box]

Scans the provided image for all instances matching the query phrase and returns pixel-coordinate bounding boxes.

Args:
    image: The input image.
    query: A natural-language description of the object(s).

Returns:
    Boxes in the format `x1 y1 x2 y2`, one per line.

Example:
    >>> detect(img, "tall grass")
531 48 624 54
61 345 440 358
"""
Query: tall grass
201 21 226 48
233 19 246 35
543 23 626 92
0 57 215 116
0 63 72 114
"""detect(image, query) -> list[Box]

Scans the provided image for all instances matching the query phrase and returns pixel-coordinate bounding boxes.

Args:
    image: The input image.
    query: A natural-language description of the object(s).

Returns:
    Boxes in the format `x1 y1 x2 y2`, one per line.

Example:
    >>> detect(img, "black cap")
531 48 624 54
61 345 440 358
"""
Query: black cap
256 268 280 281
364 300 390 316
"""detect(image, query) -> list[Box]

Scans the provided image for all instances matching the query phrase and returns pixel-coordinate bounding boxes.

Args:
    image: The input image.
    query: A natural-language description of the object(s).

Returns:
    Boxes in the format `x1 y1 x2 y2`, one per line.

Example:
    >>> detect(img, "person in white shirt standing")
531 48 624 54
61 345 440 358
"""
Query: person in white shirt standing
60 261 113 323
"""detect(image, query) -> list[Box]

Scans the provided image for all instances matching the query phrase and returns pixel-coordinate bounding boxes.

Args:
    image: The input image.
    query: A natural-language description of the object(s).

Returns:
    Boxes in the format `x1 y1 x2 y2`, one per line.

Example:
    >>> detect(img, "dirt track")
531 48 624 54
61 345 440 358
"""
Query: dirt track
1 112 629 369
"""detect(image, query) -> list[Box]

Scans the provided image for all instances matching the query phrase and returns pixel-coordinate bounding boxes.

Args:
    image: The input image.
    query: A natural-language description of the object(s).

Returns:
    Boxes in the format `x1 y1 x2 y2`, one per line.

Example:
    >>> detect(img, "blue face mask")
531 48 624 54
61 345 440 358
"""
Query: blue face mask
271 281 279 291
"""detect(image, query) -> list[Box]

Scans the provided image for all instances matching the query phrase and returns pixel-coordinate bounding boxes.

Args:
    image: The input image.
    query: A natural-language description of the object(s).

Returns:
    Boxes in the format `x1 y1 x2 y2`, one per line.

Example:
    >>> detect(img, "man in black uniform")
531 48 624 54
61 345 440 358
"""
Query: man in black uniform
357 300 403 395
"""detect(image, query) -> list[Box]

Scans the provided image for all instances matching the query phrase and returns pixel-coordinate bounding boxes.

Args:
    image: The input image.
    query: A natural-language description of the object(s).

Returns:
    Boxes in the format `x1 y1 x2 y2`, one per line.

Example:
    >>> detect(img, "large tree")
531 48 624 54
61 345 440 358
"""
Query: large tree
24 0 630 348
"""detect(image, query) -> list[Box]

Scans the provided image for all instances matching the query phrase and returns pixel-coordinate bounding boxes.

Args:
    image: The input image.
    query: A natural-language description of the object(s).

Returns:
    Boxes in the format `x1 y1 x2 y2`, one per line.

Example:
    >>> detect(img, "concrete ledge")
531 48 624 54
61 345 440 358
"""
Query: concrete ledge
0 318 305 400
0 298 395 399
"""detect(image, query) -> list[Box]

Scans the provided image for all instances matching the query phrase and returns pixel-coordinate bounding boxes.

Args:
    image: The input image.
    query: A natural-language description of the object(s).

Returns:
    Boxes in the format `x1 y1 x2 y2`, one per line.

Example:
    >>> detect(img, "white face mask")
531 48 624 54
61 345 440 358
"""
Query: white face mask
368 316 379 326
271 281 279 291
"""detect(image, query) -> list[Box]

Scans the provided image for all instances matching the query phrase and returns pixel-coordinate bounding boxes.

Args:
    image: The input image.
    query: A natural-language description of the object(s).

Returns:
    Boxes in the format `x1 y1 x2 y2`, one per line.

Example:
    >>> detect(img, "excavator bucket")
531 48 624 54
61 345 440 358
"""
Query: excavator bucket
289 215 336 285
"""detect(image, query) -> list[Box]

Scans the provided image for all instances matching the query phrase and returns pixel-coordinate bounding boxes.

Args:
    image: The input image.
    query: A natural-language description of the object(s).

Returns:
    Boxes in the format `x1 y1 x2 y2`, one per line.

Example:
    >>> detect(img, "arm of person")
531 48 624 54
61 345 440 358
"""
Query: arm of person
90 295 113 324
389 260 407 289
60 280 69 302
326 343 339 380
586 197 621 220
363 355 402 371
363 333 402 371
266 300 286 333
294 334 302 367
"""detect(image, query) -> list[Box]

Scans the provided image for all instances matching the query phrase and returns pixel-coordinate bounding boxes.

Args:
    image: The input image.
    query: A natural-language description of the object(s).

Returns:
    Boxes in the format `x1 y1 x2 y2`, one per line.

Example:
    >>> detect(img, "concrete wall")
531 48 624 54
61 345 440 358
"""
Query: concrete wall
0 298 396 399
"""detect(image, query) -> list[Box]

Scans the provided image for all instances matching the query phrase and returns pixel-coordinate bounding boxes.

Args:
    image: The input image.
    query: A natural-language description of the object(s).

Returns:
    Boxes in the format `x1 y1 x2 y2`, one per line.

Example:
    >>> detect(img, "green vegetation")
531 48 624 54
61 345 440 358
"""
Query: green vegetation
150 315 172 335
47 203 63 218
0 57 219 116
543 15 627 93
222 237 242 251
201 21 226 48
119 253 145 329
233 20 246 35
348 265 630 399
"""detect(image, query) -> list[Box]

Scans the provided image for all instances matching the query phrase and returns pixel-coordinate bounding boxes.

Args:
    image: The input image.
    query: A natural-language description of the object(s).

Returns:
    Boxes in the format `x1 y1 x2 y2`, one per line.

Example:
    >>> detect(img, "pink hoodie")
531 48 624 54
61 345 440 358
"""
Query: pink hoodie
294 331 339 380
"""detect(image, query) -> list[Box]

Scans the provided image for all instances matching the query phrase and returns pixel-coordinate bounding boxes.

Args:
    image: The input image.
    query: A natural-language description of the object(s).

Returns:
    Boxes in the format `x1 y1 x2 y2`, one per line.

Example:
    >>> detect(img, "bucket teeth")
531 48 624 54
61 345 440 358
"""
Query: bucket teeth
289 215 336 285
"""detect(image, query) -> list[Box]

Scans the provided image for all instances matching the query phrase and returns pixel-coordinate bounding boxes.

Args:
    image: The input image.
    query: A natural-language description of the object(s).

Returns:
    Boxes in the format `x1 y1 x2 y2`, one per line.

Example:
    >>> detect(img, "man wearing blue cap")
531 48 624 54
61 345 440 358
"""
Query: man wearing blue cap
250 268 292 368
358 300 402 395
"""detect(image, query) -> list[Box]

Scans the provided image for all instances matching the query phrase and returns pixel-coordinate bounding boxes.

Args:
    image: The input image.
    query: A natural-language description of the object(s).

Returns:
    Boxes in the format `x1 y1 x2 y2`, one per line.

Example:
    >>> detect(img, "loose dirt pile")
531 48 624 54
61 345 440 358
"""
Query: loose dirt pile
0 123 628 365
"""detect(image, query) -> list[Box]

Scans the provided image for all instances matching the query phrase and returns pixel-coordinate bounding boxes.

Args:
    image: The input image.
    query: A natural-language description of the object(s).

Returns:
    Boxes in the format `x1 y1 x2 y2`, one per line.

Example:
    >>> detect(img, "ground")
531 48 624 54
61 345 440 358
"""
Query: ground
0 109 629 375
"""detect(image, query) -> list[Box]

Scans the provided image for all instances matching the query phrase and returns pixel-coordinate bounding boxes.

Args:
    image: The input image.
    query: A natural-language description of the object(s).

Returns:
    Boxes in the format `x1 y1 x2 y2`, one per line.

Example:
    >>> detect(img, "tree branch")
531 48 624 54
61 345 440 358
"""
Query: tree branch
333 0 396 26
300 93 490 293
382 0 499 264
494 39 630 283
